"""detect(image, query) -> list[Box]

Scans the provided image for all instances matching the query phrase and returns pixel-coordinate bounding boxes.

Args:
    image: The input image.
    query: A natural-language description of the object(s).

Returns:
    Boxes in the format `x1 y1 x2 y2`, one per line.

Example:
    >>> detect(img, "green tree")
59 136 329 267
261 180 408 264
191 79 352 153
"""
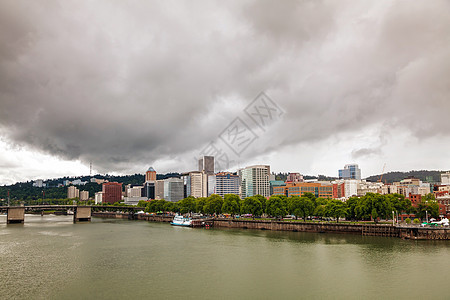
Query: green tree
145 199 166 213
203 194 223 215
346 196 358 220
241 196 263 218
163 201 177 213
177 196 196 214
303 192 316 203
355 193 392 222
137 200 148 208
195 197 207 214
253 194 268 213
288 196 314 220
314 205 327 219
325 200 348 222
416 193 439 219
266 195 287 218
387 193 412 214
222 194 241 216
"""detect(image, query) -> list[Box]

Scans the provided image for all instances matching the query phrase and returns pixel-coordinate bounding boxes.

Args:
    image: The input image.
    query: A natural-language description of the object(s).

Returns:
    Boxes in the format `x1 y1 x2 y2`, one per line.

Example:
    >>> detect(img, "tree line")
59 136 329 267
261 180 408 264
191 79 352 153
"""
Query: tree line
139 192 440 222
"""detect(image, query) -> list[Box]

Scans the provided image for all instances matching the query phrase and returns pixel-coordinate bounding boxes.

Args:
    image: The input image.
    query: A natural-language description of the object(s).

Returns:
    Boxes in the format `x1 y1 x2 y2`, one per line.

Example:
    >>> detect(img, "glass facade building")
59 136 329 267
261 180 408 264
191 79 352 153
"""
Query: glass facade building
338 164 361 180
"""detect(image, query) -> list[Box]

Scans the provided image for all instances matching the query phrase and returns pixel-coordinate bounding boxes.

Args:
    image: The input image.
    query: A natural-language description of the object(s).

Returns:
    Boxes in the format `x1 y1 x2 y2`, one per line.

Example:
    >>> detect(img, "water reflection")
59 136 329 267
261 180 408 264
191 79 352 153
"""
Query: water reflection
0 216 449 300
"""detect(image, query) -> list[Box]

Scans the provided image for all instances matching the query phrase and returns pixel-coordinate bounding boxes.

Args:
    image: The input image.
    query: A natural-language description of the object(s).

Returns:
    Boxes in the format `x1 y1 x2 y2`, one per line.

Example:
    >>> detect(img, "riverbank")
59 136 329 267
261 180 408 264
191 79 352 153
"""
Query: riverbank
91 212 450 240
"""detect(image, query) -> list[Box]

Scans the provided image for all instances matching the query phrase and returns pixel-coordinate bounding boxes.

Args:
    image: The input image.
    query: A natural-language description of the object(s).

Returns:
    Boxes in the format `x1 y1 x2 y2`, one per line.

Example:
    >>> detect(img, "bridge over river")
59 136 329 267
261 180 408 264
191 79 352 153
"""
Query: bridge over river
0 205 145 224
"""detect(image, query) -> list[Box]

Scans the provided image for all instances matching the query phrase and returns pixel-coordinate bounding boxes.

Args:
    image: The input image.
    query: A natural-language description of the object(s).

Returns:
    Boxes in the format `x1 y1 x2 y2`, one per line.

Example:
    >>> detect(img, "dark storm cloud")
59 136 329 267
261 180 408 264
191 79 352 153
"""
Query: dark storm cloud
0 0 449 173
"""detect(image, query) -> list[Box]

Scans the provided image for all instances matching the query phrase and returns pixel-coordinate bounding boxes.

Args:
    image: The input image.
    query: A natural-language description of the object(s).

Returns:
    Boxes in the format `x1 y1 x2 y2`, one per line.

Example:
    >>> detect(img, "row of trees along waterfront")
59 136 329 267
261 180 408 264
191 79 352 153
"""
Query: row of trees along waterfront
139 192 440 222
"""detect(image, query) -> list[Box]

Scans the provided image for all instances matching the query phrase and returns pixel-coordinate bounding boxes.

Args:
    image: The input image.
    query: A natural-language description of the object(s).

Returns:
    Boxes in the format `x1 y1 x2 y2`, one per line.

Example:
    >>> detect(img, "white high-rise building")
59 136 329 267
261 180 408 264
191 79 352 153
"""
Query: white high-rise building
239 165 270 198
183 171 208 198
127 186 143 197
215 172 239 197
80 191 89 201
441 172 450 185
95 192 103 204
344 180 359 198
33 179 44 187
155 180 165 200
67 186 80 199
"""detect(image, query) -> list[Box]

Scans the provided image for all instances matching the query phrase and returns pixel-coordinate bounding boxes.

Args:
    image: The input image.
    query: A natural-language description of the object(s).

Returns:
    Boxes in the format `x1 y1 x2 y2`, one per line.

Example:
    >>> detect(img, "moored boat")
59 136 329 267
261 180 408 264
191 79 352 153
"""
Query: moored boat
171 214 192 227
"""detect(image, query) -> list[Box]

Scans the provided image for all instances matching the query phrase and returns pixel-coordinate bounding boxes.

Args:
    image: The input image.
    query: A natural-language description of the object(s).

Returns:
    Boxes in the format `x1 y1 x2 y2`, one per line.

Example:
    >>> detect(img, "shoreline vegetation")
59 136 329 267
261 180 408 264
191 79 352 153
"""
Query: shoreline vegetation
134 192 440 225
5 191 440 225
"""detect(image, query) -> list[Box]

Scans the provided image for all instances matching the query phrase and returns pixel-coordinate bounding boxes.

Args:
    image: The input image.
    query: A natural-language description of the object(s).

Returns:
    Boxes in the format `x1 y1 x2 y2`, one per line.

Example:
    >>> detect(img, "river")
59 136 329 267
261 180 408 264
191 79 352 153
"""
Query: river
0 215 449 299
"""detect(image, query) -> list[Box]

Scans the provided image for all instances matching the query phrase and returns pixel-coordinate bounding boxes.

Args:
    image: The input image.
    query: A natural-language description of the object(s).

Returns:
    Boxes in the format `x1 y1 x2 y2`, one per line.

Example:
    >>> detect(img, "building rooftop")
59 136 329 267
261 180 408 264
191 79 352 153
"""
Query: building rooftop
147 167 156 172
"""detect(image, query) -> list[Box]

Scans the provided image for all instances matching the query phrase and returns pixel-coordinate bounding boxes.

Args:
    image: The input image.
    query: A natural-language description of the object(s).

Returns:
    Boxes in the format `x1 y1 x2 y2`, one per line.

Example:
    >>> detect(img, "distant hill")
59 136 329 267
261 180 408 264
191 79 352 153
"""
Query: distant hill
365 170 445 184
273 172 337 182
0 173 181 203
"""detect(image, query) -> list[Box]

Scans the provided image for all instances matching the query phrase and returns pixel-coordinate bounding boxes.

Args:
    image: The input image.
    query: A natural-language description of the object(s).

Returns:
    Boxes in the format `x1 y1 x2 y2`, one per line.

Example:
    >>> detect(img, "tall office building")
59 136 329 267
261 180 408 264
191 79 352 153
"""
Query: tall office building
142 181 155 199
208 175 216 196
155 180 165 200
239 165 270 198
183 175 191 198
127 185 143 197
67 186 79 199
163 178 184 202
198 156 214 174
338 164 361 180
182 171 208 198
102 182 123 204
215 172 239 197
145 166 157 182
80 190 89 201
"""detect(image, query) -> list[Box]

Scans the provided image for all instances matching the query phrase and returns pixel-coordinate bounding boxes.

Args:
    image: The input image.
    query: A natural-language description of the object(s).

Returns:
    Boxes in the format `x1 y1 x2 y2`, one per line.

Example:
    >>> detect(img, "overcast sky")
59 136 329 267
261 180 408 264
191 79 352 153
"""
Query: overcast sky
1 0 449 185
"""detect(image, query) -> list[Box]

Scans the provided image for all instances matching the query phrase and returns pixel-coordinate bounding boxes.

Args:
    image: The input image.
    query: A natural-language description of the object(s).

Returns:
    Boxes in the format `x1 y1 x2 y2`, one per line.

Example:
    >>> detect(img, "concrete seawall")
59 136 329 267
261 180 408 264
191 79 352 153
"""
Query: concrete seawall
213 219 362 234
213 219 449 240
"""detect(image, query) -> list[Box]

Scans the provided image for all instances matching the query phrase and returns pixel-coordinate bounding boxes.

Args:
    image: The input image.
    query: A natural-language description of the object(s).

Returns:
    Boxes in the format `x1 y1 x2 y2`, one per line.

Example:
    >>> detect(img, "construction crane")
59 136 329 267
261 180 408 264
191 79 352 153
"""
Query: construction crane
378 163 386 183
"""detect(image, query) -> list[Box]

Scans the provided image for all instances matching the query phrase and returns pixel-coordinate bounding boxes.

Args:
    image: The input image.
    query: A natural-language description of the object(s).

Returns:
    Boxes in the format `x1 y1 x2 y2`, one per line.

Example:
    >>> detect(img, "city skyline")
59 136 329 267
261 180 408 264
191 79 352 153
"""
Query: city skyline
1 1 450 185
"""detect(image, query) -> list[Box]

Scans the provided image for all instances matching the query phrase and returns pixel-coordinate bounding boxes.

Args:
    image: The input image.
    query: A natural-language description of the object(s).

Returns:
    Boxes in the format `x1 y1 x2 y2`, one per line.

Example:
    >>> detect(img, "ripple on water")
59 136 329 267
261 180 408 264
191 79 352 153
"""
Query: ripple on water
37 231 73 237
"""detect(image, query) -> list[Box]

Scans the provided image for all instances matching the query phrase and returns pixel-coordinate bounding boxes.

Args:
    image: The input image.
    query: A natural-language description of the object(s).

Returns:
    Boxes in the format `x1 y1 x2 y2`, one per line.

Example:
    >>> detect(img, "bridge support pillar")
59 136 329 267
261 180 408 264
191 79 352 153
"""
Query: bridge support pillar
74 207 91 223
7 207 25 224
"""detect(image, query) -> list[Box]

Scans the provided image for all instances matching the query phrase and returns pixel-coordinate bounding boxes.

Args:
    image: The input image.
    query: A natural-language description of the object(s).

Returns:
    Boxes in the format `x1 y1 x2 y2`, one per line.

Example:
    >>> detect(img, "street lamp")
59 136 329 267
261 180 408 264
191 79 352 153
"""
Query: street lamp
426 210 428 223
392 211 395 226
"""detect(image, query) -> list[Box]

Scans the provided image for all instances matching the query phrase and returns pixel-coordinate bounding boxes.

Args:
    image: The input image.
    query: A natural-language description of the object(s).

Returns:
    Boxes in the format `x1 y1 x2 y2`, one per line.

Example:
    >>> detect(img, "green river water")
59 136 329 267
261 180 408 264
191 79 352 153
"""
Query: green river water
0 215 449 299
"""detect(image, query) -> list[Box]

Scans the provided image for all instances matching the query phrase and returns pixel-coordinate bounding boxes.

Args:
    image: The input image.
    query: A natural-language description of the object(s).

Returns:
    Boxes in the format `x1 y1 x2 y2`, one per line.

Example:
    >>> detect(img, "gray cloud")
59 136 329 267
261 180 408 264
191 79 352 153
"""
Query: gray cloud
351 147 382 160
1 0 450 176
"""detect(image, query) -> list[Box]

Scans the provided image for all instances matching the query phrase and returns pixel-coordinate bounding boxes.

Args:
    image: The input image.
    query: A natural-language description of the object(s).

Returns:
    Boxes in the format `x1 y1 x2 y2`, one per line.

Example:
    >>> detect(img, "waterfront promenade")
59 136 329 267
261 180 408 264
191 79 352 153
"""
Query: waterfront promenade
92 211 450 240
3 205 447 240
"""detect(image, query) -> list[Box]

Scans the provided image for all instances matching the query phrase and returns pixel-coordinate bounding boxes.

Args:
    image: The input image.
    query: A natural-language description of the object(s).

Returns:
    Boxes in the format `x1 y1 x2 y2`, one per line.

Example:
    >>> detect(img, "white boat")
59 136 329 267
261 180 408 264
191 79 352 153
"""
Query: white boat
171 214 192 227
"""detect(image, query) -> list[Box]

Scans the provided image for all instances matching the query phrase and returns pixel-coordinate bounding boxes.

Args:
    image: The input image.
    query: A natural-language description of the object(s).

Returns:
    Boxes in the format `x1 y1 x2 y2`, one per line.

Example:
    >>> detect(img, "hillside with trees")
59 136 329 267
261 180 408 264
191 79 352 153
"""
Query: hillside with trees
365 170 445 184
0 172 181 204
273 172 337 181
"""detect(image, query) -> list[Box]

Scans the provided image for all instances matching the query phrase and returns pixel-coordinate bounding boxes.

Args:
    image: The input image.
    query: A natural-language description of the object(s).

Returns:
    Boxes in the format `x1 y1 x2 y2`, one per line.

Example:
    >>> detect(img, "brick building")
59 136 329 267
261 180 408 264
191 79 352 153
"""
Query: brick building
102 182 123 204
